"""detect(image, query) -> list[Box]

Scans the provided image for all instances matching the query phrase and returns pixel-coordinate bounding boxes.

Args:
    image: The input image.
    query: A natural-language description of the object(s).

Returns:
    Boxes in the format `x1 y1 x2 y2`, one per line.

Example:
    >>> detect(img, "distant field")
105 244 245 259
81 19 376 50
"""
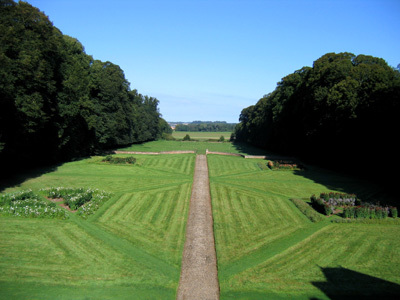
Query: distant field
0 154 195 299
172 131 232 140
208 155 400 299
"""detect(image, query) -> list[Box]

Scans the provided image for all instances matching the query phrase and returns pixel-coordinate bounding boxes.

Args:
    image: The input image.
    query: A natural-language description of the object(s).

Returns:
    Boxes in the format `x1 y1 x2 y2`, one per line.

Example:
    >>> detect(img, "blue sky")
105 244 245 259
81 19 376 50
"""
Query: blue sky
25 0 400 123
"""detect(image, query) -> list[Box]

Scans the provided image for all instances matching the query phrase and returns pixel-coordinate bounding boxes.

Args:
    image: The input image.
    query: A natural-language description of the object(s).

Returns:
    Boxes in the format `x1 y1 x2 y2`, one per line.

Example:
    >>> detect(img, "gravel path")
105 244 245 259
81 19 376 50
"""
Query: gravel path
177 155 220 300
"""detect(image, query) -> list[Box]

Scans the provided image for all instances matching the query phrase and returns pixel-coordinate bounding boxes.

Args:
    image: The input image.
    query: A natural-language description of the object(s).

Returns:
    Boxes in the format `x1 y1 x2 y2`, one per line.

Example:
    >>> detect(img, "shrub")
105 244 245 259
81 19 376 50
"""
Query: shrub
219 135 225 142
310 195 330 215
290 198 325 222
390 207 398 218
343 206 355 218
369 207 376 219
162 133 176 140
324 203 333 216
355 206 369 218
103 155 113 162
102 156 136 164
182 134 191 141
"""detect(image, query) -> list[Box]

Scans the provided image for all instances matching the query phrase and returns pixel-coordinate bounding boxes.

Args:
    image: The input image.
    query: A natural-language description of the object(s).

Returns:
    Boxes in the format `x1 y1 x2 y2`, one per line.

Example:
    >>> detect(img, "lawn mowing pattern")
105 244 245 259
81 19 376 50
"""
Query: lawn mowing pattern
225 224 400 298
0 218 156 286
0 154 195 299
208 155 400 299
97 184 191 266
119 140 246 155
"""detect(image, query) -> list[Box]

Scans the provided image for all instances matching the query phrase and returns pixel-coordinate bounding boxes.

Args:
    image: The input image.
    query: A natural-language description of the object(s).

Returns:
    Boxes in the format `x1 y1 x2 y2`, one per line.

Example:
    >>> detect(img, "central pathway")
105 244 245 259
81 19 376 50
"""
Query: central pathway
177 155 220 300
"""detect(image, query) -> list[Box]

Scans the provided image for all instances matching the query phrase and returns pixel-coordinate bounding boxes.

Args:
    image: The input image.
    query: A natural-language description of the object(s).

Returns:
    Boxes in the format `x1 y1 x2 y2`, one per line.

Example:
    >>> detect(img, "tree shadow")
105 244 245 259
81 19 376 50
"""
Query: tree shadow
311 266 400 299
292 163 397 206
232 141 290 157
0 163 63 193
0 155 91 193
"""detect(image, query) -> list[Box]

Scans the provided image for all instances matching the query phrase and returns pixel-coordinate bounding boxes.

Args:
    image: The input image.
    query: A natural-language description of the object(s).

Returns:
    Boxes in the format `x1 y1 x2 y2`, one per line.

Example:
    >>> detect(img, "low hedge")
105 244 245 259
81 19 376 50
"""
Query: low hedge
102 155 136 164
290 198 325 223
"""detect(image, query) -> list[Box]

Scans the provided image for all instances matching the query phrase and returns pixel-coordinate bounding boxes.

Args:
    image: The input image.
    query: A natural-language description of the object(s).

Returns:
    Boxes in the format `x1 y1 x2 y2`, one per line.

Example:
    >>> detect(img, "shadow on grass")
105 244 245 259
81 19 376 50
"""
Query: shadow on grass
232 141 276 156
0 155 91 193
292 164 397 206
0 163 62 193
311 266 400 300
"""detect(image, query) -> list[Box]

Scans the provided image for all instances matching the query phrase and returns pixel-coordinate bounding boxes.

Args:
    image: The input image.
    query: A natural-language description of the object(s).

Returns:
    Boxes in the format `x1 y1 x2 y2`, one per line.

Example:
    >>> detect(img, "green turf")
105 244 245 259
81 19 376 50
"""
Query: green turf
208 155 400 299
1 146 399 299
118 140 268 155
0 154 195 299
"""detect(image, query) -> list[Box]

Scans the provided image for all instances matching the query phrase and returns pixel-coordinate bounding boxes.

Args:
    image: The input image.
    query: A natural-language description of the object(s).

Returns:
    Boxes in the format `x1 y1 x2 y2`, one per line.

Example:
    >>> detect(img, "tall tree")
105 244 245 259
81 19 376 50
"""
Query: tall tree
0 0 167 173
234 52 400 182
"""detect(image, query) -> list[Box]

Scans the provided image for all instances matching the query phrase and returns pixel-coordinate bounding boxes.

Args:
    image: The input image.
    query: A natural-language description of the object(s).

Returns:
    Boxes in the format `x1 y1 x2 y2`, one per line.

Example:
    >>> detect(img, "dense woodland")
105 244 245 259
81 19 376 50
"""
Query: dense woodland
0 0 170 172
234 52 400 184
174 121 236 132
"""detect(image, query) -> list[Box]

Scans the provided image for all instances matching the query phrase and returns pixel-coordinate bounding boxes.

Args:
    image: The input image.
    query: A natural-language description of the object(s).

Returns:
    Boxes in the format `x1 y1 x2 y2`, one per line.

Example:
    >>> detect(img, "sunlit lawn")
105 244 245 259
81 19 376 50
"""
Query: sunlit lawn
1 144 399 299
208 155 400 299
0 154 195 299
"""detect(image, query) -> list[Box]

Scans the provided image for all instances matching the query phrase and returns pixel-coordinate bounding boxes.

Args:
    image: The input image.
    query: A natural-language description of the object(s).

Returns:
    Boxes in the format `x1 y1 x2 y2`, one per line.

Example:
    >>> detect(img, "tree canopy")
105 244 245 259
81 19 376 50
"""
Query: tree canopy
0 0 169 171
175 121 236 132
234 52 400 183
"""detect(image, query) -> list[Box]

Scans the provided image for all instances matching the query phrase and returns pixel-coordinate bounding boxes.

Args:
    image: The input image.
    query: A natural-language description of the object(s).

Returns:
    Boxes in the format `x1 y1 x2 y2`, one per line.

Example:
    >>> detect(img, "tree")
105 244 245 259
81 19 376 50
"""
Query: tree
0 0 64 166
234 52 400 184
0 0 167 173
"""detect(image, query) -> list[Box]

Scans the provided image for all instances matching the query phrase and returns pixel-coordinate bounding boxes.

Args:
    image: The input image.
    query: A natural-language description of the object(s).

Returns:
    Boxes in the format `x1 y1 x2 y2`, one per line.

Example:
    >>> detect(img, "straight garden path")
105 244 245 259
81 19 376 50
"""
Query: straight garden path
177 155 220 300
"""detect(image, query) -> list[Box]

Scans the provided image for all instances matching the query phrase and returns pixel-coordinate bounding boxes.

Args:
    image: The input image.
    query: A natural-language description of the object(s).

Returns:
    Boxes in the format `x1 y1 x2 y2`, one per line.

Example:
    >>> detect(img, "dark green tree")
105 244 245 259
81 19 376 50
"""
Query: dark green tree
234 52 400 184
0 0 167 173
0 0 64 165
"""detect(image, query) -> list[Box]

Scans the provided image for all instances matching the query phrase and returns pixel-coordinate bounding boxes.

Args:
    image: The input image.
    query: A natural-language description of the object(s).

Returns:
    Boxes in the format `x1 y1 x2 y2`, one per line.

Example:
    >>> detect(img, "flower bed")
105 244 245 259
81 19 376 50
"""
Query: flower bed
267 160 303 170
0 190 68 219
310 192 397 219
41 187 112 218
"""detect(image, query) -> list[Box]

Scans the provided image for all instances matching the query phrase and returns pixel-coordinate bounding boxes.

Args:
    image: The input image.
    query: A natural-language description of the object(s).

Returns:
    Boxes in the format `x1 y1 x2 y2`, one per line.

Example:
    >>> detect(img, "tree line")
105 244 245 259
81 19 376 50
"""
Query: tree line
234 52 400 183
0 0 169 172
175 121 236 132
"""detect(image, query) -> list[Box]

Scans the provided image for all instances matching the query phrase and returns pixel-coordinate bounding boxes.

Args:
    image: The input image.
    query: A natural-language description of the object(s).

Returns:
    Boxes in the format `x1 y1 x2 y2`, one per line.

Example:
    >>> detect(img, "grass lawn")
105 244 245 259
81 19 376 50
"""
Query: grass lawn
172 131 232 140
208 155 400 299
118 139 268 155
0 154 195 299
1 143 399 299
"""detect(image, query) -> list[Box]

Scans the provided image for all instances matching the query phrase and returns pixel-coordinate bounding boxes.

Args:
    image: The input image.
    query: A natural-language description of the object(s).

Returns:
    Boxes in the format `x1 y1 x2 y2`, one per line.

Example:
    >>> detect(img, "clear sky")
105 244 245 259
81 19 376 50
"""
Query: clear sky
25 0 400 123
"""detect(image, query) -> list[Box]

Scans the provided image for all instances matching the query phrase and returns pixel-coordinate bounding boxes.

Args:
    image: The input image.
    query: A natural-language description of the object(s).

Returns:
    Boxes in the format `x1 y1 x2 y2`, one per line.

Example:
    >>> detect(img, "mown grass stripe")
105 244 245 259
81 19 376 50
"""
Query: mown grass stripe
70 214 180 280
219 221 330 280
